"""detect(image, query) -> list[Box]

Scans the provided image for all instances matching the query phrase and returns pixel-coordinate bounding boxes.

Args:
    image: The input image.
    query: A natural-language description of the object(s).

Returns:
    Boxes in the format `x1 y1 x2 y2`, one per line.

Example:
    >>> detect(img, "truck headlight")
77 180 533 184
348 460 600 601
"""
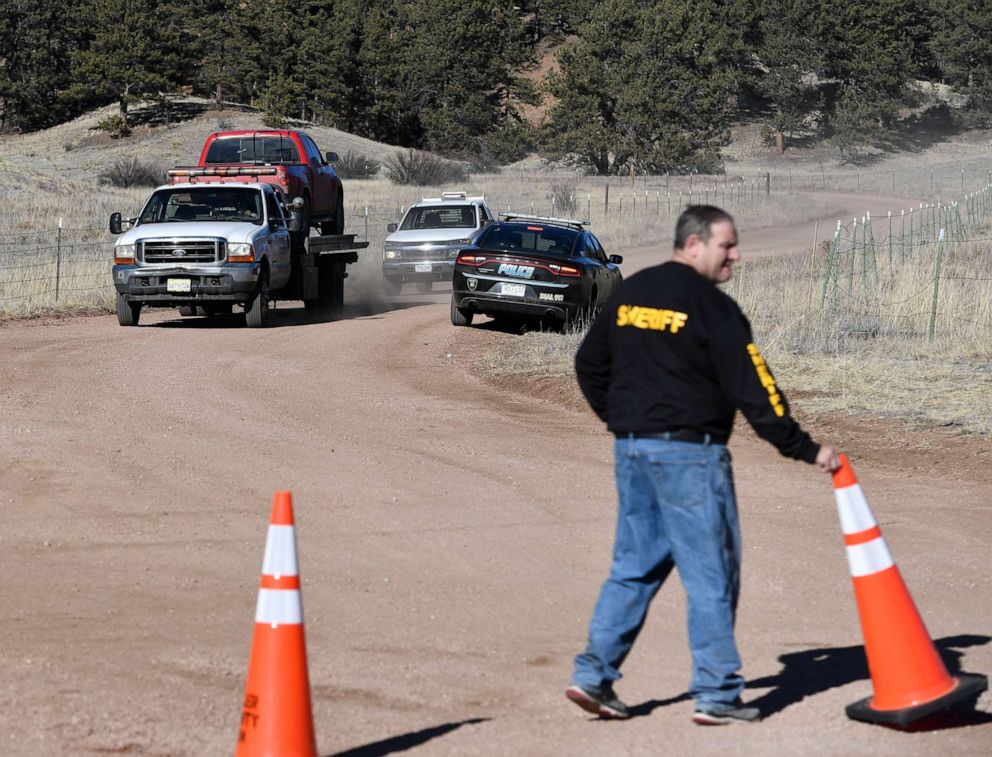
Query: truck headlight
228 243 255 262
384 249 398 259
114 244 136 264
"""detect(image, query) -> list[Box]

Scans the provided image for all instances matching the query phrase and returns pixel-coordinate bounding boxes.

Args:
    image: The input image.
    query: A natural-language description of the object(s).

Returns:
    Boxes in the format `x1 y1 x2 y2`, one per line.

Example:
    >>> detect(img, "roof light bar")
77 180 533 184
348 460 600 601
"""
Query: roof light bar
499 213 589 229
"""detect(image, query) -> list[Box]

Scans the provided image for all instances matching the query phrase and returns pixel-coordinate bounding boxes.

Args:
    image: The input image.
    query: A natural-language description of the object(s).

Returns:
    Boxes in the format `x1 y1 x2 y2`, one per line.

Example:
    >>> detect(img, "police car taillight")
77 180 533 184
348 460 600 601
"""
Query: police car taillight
456 253 486 265
548 263 580 277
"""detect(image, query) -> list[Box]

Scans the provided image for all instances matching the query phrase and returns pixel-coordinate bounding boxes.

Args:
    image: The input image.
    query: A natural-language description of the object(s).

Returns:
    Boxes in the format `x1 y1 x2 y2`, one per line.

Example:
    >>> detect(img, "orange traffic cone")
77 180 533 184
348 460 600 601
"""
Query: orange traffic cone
236 491 317 756
832 455 986 727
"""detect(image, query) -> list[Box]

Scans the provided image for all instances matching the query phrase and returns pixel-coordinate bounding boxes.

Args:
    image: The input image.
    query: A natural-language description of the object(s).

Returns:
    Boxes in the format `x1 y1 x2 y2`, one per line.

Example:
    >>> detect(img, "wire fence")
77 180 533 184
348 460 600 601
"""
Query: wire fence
3 167 991 320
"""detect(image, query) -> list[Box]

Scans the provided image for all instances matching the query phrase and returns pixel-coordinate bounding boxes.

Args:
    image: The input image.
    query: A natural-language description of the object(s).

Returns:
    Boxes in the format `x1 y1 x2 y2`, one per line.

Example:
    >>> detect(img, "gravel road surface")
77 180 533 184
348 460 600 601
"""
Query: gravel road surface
2 212 989 755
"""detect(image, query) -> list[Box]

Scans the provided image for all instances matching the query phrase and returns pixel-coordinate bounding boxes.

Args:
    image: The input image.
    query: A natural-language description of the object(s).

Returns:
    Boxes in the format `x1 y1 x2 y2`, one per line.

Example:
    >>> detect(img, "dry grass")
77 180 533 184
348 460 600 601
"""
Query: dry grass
2 101 991 434
480 234 992 436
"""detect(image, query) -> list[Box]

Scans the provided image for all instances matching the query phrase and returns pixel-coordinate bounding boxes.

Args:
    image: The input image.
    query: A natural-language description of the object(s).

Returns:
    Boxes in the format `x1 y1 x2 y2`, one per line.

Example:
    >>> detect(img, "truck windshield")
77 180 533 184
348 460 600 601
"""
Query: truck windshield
138 188 264 225
204 135 300 164
400 205 477 231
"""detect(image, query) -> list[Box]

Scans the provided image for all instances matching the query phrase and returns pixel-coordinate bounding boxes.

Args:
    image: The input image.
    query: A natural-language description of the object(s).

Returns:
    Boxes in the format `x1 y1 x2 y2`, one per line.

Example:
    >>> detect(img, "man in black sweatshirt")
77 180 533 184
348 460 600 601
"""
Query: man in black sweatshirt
565 205 840 725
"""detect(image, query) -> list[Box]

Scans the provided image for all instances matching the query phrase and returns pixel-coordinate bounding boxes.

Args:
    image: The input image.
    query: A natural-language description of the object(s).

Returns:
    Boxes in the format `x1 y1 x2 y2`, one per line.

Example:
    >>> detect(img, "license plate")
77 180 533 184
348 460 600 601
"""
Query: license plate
414 263 432 273
501 283 526 297
167 278 191 293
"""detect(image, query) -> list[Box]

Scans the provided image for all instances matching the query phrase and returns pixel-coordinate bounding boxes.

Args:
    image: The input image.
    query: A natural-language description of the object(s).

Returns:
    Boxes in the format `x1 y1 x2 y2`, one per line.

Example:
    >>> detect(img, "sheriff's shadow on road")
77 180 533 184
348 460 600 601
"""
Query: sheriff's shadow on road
325 717 489 757
627 634 990 727
745 633 991 728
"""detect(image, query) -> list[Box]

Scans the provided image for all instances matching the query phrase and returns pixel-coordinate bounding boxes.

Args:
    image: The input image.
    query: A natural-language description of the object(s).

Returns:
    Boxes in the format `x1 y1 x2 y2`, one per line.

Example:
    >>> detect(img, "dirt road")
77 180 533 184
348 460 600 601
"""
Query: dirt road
1 213 990 755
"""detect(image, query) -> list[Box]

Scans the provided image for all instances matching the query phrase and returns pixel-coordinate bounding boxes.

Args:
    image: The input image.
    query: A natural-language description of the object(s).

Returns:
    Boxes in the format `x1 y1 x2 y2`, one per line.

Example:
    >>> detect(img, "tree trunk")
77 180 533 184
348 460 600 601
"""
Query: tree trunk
120 82 131 129
775 127 784 154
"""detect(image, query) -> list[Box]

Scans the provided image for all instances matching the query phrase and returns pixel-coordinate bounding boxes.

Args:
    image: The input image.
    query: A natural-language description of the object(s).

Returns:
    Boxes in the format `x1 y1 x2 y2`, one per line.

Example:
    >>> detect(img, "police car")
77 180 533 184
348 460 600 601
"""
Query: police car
382 191 494 294
450 214 623 327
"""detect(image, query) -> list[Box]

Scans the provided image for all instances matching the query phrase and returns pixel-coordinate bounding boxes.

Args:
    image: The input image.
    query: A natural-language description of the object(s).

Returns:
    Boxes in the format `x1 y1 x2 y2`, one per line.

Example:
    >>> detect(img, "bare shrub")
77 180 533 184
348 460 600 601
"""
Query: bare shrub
335 150 381 180
550 181 577 216
98 157 163 188
384 149 467 186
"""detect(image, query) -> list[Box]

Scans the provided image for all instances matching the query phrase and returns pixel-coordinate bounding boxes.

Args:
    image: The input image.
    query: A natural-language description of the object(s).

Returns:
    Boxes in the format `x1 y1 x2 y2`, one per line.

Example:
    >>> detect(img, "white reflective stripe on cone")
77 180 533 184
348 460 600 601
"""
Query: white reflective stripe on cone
255 588 303 625
261 525 299 577
835 485 877 534
846 538 895 578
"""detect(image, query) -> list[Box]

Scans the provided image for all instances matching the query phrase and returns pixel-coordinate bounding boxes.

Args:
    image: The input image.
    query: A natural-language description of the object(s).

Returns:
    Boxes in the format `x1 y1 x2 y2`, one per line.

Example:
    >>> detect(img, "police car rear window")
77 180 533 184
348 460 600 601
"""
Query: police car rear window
478 224 577 257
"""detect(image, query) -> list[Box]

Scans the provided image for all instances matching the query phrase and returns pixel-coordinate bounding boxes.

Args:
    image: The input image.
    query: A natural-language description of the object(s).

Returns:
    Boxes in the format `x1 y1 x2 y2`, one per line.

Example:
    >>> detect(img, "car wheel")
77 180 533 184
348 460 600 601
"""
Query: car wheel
383 276 402 296
416 280 432 294
245 271 270 328
450 297 473 327
116 294 141 327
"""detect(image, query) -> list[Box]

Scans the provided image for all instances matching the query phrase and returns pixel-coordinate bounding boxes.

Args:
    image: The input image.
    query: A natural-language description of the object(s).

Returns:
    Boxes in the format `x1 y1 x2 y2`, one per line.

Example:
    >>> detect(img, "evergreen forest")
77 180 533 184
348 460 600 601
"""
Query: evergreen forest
2 0 991 173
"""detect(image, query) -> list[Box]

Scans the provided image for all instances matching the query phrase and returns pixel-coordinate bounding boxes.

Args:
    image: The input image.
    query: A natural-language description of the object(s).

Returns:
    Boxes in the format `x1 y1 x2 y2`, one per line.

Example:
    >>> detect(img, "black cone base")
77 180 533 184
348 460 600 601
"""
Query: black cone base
846 673 988 728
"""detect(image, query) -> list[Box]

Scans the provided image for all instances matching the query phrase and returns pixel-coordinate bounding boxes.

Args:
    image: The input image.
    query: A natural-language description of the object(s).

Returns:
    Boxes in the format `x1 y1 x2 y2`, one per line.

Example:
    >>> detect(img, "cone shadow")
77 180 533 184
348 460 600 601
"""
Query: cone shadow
326 717 490 757
746 633 991 722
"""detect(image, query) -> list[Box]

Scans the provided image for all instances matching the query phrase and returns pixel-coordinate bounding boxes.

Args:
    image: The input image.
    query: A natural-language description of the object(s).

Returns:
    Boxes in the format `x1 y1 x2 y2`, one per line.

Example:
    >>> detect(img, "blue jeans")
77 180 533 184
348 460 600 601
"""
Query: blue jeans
573 436 744 708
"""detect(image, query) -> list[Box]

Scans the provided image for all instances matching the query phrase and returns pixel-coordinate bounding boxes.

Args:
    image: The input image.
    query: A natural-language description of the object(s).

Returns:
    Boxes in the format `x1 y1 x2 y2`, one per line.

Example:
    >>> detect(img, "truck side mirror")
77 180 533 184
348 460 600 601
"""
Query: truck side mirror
325 151 338 164
109 212 123 235
609 254 624 265
387 223 398 233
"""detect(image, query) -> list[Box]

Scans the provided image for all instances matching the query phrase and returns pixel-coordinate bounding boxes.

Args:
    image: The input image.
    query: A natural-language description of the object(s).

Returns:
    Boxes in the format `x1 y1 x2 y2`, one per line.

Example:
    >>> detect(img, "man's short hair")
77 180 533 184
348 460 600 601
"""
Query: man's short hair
674 205 735 250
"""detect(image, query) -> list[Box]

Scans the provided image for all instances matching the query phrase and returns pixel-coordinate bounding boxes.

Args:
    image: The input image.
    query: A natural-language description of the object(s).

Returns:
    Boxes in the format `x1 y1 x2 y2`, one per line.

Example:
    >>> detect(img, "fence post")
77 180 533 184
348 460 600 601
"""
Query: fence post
887 211 893 270
908 207 914 257
55 217 63 302
900 209 905 262
619 193 623 226
604 183 610 215
765 172 770 197
822 222 841 305
805 220 818 318
928 228 945 341
587 193 591 220
364 206 369 240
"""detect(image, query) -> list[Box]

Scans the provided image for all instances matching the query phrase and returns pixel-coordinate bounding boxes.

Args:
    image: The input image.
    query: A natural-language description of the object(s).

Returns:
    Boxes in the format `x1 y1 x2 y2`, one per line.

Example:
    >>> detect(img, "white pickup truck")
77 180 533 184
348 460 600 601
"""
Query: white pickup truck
110 180 366 327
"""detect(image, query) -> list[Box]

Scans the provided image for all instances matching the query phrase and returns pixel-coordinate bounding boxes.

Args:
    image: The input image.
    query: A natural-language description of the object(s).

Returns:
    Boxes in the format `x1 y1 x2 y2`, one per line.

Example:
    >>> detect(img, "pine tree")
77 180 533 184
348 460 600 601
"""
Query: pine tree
754 0 824 152
814 0 932 150
931 0 992 126
0 0 85 130
545 0 749 174
71 0 191 130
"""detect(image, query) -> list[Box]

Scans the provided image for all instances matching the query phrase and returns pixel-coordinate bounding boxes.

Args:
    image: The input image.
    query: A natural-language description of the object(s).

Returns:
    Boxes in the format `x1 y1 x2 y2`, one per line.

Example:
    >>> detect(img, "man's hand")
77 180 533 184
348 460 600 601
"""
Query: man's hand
816 445 841 473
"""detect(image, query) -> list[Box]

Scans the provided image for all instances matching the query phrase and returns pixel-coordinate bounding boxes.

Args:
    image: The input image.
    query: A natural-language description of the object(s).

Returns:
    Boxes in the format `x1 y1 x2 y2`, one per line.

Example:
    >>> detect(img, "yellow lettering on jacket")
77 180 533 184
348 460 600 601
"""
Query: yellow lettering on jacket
746 343 786 417
615 305 688 334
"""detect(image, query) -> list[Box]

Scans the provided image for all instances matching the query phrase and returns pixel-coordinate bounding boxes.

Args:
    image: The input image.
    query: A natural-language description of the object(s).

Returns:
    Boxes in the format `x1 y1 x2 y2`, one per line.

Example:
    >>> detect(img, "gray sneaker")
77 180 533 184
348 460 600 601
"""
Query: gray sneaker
692 700 761 725
566 684 630 719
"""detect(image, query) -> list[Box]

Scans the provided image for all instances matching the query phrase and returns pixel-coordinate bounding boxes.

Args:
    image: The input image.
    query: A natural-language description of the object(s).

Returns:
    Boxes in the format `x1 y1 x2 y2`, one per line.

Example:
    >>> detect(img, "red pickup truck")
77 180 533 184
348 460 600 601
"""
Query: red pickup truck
169 129 345 236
